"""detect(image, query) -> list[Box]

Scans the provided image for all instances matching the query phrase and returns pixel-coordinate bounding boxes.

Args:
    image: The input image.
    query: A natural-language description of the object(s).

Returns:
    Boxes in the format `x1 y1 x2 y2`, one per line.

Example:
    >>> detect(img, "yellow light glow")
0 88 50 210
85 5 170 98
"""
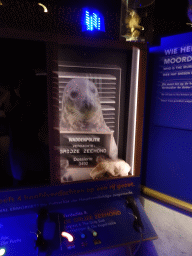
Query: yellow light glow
38 3 48 13
0 248 5 256
61 232 74 242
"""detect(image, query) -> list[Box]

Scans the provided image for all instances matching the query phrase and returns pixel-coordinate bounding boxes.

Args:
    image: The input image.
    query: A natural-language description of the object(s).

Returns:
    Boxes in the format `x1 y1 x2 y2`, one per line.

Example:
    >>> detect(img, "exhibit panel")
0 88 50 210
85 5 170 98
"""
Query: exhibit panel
142 32 192 211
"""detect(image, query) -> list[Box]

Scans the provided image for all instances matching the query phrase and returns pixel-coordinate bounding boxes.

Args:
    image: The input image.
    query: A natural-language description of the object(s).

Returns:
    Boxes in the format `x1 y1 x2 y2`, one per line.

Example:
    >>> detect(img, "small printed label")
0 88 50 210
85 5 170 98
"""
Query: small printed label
0 236 21 246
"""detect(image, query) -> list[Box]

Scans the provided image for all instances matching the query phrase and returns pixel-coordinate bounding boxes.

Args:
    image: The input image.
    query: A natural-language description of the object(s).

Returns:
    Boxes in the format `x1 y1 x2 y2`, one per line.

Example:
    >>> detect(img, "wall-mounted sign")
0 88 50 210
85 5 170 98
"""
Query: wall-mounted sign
150 41 192 130
143 32 192 209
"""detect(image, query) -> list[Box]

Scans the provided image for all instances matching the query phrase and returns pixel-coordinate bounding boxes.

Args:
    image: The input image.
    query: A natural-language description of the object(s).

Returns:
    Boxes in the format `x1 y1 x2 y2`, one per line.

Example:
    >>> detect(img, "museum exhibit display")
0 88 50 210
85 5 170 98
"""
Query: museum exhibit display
0 1 159 255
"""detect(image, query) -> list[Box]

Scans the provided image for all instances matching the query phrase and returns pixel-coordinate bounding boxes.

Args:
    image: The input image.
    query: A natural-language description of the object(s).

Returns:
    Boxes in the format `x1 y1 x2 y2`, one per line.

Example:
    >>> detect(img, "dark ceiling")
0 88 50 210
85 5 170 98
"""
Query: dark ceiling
153 0 191 45
0 0 191 45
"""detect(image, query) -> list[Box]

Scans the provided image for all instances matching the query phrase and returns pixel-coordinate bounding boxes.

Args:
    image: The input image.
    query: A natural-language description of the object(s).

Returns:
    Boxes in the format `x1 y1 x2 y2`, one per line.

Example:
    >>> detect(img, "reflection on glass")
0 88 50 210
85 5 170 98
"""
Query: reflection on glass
124 9 144 41
121 0 155 42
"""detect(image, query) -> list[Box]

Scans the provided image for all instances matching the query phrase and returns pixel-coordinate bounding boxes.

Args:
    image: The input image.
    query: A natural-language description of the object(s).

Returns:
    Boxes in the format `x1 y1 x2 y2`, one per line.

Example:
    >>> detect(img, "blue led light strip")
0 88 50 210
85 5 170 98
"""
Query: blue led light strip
90 15 93 31
98 17 100 30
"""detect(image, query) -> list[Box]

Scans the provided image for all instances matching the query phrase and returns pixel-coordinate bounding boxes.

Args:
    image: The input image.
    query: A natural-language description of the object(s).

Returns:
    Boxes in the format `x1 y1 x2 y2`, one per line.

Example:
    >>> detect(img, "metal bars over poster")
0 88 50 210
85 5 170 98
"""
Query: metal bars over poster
54 59 121 183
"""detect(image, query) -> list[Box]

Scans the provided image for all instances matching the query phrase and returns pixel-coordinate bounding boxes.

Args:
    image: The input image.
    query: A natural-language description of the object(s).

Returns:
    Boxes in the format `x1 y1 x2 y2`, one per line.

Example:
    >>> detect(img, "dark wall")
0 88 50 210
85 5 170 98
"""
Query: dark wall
153 0 190 45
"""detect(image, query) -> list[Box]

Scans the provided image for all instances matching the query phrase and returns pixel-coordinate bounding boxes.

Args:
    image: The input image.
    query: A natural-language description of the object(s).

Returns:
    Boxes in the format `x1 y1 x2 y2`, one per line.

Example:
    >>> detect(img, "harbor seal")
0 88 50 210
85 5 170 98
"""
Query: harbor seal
59 78 118 182
60 78 110 132
60 78 118 160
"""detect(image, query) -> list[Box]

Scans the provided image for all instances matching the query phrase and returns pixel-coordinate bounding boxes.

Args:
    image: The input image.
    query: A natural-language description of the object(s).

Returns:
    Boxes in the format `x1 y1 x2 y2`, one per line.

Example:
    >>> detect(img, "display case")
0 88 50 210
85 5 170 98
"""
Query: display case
0 1 157 255
50 41 143 183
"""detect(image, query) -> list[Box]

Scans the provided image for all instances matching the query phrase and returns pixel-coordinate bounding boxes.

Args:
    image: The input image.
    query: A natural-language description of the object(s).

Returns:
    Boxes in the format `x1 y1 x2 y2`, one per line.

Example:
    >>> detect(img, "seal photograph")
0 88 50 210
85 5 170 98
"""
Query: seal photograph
56 64 122 182
60 78 111 133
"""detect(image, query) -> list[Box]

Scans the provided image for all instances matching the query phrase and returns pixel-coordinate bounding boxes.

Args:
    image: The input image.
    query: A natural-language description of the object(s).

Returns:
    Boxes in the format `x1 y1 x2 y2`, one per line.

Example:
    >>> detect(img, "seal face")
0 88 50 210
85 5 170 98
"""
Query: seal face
60 78 110 132
60 78 118 168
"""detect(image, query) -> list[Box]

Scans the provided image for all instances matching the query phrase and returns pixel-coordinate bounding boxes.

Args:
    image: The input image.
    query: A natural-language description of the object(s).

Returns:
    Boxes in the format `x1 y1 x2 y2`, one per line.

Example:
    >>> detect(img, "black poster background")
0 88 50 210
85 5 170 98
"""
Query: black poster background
55 44 133 183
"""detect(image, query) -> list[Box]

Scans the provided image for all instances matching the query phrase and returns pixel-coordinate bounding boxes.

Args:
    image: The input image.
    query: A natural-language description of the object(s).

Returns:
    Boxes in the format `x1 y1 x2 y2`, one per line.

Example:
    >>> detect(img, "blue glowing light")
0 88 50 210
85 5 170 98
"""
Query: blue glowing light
81 233 86 239
82 8 105 32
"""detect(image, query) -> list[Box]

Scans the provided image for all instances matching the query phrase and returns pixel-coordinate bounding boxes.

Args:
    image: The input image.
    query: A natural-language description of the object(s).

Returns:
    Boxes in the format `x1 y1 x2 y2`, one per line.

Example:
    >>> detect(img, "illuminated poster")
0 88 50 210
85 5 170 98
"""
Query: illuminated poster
150 33 192 130
55 62 121 182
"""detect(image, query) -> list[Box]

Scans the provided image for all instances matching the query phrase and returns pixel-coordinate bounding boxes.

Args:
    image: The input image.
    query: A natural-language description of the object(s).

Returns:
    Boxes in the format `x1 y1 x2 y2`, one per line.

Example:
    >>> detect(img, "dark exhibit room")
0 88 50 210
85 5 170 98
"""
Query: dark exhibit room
0 1 192 256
